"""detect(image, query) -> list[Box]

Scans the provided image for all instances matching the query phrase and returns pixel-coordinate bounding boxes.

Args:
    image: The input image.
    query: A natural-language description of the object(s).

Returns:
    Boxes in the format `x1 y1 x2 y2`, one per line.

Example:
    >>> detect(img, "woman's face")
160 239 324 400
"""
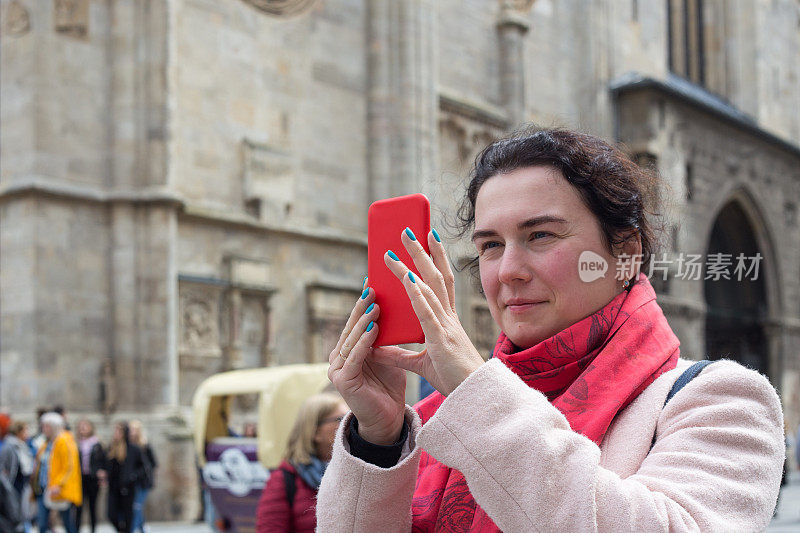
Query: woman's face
314 403 348 461
113 424 123 442
474 166 639 349
77 420 90 439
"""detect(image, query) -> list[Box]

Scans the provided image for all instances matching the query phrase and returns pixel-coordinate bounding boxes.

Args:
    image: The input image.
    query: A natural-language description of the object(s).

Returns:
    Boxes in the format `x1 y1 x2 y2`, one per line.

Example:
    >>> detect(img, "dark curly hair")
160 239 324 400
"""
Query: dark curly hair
456 126 663 279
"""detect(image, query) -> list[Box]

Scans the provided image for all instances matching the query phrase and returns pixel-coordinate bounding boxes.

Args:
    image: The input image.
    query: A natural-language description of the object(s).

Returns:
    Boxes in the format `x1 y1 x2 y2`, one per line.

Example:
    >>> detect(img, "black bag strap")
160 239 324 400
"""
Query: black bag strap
280 468 296 508
663 360 714 407
650 360 714 451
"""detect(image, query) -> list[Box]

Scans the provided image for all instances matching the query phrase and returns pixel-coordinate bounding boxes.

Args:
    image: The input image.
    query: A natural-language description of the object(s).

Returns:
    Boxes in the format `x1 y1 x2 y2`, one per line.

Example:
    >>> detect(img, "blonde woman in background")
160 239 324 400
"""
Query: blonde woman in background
256 393 347 533
129 420 157 533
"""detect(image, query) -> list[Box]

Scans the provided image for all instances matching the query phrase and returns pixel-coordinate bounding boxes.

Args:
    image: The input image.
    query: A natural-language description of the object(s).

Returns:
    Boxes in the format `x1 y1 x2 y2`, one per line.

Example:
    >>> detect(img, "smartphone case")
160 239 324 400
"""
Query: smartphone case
367 193 431 346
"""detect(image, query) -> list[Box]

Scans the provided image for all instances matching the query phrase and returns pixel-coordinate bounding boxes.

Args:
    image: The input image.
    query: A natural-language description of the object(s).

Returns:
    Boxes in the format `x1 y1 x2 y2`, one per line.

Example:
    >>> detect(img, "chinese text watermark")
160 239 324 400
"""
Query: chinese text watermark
578 252 763 282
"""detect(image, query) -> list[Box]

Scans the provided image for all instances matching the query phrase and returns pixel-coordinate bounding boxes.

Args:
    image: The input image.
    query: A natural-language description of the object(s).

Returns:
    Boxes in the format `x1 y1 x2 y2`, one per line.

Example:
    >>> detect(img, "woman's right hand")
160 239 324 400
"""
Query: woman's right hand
327 280 407 446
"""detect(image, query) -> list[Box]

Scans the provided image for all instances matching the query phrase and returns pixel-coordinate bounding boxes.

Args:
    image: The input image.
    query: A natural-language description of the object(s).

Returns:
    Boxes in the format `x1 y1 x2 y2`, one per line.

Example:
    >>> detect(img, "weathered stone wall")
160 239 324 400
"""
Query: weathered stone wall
169 0 369 231
0 0 111 188
0 197 38 403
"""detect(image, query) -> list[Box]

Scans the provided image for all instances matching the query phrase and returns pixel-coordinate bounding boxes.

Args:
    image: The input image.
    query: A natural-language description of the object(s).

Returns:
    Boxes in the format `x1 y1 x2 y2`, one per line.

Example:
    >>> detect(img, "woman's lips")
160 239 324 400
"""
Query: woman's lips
505 300 546 313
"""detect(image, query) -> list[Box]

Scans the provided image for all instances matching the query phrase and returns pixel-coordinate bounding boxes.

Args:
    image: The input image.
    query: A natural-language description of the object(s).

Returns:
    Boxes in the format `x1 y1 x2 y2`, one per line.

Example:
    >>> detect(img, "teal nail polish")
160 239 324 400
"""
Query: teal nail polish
404 227 417 241
361 289 369 300
365 303 374 314
408 272 416 283
432 228 441 242
387 250 399 261
366 321 375 332
363 276 368 287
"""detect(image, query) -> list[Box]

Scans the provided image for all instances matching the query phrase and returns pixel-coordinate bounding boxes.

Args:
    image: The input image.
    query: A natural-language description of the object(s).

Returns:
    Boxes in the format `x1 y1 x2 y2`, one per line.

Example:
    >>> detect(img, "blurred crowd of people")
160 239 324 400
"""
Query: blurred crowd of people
0 407 158 533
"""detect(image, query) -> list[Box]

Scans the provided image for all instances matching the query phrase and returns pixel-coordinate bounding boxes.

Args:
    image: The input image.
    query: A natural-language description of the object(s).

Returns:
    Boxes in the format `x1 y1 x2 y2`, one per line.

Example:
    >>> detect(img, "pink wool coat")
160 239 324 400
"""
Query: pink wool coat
316 358 785 532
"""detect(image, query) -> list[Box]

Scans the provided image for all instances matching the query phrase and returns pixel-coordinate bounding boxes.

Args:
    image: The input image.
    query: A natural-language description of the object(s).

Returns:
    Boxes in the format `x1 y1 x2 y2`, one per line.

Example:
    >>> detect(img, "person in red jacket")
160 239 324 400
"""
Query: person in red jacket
256 393 347 532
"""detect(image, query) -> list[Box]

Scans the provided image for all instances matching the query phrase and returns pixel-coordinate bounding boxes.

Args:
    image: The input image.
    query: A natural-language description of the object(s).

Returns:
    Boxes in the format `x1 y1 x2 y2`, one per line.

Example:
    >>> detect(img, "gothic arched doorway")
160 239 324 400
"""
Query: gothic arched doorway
704 201 769 375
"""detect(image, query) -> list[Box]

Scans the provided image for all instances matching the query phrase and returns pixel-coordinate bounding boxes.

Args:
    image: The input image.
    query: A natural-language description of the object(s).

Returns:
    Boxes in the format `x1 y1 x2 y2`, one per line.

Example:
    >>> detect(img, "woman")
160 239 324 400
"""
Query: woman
76 419 106 533
0 421 33 533
317 127 785 531
106 422 146 533
256 393 348 532
129 420 157 533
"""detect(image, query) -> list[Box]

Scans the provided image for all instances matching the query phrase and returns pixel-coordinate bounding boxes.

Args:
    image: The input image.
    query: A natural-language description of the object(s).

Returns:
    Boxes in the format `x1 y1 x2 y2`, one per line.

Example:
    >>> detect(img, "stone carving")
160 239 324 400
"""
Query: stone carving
54 0 89 38
242 0 318 17
179 285 222 358
184 300 215 348
5 1 30 35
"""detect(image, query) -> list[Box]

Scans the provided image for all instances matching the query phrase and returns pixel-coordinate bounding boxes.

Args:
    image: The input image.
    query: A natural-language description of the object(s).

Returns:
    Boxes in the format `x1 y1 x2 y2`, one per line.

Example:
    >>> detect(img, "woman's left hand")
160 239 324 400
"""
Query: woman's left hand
370 228 485 396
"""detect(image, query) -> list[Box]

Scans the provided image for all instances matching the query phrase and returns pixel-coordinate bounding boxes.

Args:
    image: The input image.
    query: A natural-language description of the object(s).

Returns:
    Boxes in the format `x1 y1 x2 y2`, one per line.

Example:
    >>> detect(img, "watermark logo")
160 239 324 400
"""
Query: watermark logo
578 251 608 282
577 251 762 283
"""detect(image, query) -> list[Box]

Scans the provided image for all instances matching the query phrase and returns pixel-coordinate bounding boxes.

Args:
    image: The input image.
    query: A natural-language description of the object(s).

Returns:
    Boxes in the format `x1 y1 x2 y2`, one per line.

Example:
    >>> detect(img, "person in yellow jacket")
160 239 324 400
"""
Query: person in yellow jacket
32 412 81 533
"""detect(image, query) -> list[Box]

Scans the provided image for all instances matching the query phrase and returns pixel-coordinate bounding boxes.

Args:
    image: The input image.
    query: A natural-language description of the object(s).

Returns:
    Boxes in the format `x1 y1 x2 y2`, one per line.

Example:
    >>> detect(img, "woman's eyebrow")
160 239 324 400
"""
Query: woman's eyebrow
472 215 568 241
518 215 568 230
471 229 498 242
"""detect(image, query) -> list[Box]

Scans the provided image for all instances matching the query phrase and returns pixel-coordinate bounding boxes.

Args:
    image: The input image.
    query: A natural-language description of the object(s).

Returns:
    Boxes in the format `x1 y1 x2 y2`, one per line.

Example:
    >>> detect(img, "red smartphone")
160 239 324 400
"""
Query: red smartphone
367 194 431 346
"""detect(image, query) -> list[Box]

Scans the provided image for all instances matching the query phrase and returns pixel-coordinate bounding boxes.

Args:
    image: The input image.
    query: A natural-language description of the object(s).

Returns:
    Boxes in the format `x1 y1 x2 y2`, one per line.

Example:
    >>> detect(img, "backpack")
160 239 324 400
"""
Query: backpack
280 468 296 509
649 360 714 451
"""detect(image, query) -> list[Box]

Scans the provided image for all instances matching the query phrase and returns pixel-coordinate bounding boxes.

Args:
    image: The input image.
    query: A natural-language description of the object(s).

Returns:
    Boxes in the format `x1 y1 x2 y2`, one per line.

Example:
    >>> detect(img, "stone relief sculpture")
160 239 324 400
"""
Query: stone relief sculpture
179 288 222 358
242 0 318 17
54 0 88 38
5 1 30 36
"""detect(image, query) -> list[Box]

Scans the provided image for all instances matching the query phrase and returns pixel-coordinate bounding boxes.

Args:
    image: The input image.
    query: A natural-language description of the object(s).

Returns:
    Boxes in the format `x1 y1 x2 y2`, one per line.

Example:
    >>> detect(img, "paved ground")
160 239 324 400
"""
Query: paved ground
84 525 211 533
52 470 800 531
75 524 211 533
768 470 800 532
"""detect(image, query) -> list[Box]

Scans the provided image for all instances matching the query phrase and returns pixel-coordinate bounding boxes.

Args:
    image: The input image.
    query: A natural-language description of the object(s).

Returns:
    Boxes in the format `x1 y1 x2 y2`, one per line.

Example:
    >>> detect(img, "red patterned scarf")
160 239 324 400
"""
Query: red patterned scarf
411 274 680 531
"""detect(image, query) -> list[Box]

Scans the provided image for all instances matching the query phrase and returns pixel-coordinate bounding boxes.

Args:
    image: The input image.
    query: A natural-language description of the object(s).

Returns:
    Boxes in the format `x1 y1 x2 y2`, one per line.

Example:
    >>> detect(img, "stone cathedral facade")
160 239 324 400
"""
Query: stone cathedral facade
2 0 799 520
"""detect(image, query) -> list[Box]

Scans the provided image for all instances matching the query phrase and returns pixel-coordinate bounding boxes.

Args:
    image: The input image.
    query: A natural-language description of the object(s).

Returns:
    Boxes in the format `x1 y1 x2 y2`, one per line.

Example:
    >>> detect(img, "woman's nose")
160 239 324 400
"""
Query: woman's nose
497 245 533 284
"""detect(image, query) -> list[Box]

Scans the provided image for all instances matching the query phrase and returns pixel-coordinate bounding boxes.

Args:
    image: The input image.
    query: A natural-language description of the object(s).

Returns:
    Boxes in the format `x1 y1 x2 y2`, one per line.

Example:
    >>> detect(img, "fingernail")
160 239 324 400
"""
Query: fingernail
404 227 417 241
365 303 374 314
363 276 368 287
408 272 416 283
387 250 399 261
366 321 375 332
432 228 441 242
361 289 369 300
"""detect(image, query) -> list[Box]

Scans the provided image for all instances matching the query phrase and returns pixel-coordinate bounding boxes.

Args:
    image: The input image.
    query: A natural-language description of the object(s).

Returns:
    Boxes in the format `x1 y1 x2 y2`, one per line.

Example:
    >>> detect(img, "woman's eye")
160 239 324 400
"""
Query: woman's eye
479 241 502 253
531 231 552 241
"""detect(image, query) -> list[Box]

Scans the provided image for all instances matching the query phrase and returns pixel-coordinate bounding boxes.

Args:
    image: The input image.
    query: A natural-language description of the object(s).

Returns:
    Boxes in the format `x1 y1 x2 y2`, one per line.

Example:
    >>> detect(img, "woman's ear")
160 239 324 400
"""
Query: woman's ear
614 231 643 281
